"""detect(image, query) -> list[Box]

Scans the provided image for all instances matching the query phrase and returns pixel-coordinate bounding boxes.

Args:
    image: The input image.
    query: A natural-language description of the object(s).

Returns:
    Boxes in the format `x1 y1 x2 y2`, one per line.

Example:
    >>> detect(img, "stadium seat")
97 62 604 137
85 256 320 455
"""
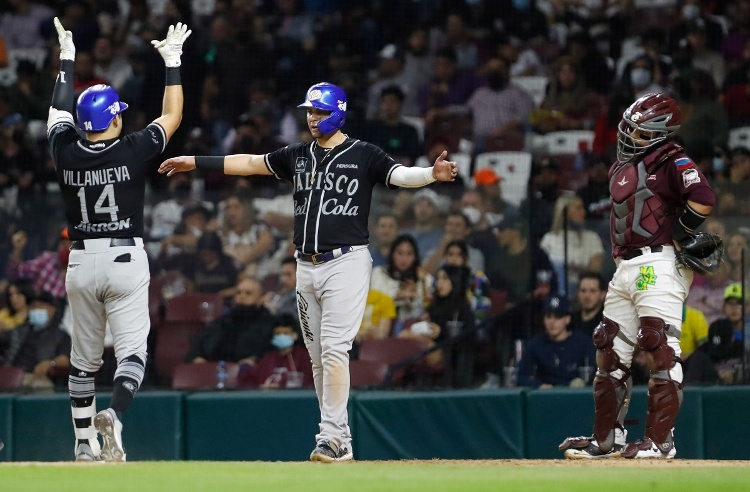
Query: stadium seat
349 359 390 389
544 130 595 155
0 366 25 392
511 76 548 107
154 320 208 384
359 337 433 384
473 151 533 206
164 293 224 324
171 362 239 390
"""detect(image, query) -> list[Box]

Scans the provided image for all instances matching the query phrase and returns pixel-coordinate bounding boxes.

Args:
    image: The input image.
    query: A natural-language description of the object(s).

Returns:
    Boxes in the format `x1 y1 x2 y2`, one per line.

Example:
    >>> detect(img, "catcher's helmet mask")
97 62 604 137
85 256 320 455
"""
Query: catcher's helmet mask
76 84 128 132
298 82 347 134
617 92 681 163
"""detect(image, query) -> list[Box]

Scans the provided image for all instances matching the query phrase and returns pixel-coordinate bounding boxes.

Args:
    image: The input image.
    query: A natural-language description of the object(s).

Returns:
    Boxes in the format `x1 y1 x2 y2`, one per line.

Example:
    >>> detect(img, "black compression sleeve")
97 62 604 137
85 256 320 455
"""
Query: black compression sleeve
51 59 75 113
672 204 708 242
165 67 181 86
195 156 225 171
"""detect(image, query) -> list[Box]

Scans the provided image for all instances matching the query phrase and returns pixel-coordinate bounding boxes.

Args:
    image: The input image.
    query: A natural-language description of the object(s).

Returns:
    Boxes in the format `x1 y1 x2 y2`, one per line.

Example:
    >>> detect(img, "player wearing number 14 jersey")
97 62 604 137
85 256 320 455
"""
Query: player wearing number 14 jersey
47 17 190 462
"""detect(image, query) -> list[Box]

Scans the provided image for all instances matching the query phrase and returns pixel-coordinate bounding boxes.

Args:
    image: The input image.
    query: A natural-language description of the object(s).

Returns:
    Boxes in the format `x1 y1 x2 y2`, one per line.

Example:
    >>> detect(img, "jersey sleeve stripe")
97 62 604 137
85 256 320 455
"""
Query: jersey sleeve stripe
149 122 168 153
385 163 403 188
264 154 280 179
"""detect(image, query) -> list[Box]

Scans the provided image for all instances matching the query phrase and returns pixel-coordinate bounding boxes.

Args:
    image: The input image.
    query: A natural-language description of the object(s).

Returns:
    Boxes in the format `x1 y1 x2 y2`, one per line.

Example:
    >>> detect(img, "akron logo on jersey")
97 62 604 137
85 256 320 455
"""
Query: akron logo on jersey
309 89 323 100
338 100 347 111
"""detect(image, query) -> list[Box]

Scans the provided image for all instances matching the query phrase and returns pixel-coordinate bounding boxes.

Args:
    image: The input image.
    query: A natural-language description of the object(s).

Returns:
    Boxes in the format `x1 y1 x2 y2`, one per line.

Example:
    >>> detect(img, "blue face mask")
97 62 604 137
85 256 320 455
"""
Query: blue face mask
630 67 652 88
512 0 530 10
713 156 724 173
271 333 295 350
29 308 49 330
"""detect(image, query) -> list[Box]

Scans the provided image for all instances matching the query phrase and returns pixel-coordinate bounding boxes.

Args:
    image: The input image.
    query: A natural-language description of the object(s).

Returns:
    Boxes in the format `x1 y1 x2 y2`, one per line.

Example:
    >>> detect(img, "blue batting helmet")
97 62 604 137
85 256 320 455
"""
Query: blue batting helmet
76 84 128 132
297 82 347 134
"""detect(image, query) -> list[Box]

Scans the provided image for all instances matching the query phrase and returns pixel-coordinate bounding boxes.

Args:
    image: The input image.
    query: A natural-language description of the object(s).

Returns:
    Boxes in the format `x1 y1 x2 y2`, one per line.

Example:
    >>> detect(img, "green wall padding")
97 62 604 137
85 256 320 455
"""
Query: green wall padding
0 395 13 462
184 390 322 461
13 392 183 461
702 387 750 459
525 387 704 459
352 389 526 459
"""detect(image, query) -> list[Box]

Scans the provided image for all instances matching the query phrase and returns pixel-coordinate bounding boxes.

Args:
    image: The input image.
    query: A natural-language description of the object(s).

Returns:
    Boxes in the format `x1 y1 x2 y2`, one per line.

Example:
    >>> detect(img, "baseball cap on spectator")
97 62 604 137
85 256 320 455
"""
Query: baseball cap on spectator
33 290 57 308
412 188 447 212
724 283 745 302
474 168 500 186
544 295 571 316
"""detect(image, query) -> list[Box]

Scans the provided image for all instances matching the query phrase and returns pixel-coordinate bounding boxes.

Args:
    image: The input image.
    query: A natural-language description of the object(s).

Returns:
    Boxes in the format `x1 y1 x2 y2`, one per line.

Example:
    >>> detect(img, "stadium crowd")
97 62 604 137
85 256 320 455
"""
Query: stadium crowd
0 0 748 391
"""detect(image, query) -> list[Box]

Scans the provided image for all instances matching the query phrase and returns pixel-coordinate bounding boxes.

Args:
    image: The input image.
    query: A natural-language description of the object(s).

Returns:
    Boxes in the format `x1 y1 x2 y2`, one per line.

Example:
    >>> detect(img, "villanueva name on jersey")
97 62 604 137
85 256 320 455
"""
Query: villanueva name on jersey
62 166 131 187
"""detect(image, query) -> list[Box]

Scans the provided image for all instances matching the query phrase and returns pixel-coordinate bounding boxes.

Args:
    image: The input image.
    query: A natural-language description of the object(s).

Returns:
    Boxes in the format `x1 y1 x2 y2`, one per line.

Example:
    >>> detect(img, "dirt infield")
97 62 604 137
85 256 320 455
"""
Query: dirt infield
5 459 749 467
360 459 750 467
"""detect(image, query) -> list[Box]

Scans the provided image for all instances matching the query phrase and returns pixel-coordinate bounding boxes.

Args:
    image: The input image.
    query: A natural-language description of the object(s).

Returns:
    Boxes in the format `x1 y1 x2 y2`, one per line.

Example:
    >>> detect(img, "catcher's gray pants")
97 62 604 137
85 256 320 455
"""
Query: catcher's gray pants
604 245 691 384
66 238 150 373
296 246 371 451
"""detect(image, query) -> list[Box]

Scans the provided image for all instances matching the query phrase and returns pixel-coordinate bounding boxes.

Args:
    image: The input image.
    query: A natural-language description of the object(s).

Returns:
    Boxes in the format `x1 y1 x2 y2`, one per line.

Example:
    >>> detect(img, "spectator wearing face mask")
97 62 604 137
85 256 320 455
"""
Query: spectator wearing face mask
425 57 535 154
623 55 665 100
237 314 313 389
0 291 71 391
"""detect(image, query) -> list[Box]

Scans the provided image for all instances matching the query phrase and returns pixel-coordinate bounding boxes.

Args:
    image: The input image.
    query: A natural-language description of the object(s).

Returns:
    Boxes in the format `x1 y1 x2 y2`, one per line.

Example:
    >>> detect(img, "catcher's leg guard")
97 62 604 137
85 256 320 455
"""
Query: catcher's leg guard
591 317 632 452
637 316 683 451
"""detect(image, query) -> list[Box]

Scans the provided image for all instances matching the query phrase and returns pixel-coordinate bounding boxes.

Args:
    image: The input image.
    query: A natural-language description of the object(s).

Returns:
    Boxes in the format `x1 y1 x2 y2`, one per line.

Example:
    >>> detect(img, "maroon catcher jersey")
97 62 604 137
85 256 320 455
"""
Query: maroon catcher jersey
608 142 715 259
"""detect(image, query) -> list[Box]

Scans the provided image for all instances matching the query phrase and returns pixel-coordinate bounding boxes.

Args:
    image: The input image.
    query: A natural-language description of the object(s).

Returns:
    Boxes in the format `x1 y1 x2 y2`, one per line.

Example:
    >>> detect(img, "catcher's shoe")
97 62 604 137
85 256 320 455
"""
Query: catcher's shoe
621 437 676 459
559 428 627 459
94 408 126 462
310 440 353 463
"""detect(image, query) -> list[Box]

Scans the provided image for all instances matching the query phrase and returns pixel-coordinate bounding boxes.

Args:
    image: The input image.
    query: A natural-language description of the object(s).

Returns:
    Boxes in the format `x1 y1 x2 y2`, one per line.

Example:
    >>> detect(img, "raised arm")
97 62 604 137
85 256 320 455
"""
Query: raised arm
158 154 272 177
47 17 76 130
150 23 191 141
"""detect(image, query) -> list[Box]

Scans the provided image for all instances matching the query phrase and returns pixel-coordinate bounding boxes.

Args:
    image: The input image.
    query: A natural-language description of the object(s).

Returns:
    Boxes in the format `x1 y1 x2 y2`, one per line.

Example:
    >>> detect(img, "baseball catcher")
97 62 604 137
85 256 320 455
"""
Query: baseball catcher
559 92 717 459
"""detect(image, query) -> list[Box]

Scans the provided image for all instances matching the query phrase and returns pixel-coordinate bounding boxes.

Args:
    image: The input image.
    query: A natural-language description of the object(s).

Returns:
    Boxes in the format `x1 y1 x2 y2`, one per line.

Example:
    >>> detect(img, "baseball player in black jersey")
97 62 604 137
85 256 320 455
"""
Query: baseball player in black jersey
160 82 458 462
48 18 190 462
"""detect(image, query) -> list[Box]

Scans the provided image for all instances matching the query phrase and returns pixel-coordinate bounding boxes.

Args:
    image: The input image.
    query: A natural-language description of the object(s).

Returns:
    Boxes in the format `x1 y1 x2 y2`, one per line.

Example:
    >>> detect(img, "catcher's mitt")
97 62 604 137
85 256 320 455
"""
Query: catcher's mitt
675 232 724 275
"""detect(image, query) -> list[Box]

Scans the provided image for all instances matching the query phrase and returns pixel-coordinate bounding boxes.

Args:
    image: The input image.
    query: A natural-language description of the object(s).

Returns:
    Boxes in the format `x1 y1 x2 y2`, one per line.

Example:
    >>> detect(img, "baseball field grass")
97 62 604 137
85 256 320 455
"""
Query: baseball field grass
2 460 750 492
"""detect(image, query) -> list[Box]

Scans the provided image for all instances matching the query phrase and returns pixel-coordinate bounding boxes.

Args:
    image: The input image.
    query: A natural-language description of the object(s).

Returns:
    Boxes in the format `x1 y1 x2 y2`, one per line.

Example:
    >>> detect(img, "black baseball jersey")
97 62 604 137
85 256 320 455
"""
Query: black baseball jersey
265 137 400 254
48 118 167 240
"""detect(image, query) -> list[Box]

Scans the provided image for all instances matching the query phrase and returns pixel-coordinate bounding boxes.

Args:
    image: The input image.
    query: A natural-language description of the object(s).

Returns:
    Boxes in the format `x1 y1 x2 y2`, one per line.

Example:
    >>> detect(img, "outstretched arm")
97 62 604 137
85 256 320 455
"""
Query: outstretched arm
388 150 458 187
158 154 273 177
47 17 76 130
151 23 191 142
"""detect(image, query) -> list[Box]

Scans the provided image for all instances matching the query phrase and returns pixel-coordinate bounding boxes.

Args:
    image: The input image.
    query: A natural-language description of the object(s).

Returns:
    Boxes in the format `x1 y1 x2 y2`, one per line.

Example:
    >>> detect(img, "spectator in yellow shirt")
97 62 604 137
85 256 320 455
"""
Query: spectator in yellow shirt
680 303 709 358
355 290 397 344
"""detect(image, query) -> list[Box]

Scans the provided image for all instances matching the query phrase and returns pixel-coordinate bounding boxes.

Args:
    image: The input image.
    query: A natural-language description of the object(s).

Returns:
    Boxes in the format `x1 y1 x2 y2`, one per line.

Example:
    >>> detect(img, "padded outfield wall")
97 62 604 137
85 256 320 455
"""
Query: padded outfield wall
0 387 747 461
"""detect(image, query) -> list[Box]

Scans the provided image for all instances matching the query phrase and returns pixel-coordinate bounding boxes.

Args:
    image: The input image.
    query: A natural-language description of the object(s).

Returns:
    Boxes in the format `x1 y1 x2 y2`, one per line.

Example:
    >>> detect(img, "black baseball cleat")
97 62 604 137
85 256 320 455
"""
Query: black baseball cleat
559 429 627 459
310 440 353 463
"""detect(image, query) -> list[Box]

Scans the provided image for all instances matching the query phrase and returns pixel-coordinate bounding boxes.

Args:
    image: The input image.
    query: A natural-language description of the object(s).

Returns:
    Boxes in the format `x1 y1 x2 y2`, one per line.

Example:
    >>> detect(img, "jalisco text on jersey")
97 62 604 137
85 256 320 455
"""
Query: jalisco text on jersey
62 166 132 186
293 172 359 194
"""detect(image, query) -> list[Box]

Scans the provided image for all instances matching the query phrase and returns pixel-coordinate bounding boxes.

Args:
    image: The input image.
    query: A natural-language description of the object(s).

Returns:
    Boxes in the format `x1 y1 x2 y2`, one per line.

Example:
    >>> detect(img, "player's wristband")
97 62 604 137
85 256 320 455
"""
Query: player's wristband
165 67 181 86
195 155 225 171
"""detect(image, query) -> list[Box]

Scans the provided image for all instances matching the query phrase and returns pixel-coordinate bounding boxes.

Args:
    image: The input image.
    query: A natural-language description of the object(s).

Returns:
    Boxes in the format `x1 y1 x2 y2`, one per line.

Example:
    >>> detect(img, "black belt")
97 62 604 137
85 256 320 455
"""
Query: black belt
71 238 137 250
622 245 663 261
297 246 353 265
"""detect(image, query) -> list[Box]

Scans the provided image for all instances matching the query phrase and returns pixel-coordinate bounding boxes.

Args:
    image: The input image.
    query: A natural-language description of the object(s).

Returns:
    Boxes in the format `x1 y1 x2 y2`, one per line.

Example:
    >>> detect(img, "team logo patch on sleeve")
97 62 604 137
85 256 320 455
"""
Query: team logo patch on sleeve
674 157 693 170
682 168 701 187
295 157 308 173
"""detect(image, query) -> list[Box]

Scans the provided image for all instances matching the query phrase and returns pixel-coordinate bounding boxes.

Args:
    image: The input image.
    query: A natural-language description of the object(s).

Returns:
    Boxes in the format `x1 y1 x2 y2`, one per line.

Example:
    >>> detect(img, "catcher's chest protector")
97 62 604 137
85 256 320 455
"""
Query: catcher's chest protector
609 145 682 248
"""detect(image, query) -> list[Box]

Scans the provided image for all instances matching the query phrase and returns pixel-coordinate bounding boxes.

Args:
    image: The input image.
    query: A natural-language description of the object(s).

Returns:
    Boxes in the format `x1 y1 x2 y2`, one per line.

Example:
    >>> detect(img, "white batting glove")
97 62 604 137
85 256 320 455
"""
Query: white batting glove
151 22 192 68
54 17 75 61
